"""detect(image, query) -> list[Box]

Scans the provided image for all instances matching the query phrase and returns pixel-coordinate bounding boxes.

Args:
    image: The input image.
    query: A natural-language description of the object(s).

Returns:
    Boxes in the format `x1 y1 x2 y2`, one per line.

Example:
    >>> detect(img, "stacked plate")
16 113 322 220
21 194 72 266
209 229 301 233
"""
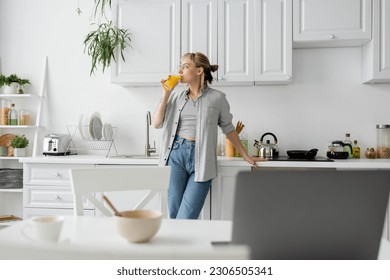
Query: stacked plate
78 112 114 141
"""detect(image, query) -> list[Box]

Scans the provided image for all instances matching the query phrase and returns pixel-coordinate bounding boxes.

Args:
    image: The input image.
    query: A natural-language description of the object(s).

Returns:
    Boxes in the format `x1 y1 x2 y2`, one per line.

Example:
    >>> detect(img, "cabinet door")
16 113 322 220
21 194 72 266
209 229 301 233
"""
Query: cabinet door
254 0 292 85
293 0 372 47
182 0 218 64
362 0 390 83
217 0 254 85
211 166 251 220
111 0 181 85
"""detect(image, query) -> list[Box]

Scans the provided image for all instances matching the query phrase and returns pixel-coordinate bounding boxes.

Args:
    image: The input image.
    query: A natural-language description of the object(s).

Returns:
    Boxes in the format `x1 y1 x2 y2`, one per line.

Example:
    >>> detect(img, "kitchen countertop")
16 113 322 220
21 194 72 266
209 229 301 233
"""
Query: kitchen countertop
18 155 390 169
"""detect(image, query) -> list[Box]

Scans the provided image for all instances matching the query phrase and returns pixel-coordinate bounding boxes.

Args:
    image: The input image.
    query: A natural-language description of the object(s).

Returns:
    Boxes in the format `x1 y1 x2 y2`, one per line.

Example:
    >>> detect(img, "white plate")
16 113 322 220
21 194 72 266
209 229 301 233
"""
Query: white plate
82 114 91 140
89 112 103 140
78 114 85 140
91 112 103 140
103 123 113 141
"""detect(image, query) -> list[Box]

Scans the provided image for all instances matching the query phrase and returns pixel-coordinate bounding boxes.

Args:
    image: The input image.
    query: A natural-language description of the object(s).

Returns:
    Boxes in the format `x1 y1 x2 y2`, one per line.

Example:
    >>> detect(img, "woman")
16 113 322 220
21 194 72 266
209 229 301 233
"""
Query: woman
153 52 261 219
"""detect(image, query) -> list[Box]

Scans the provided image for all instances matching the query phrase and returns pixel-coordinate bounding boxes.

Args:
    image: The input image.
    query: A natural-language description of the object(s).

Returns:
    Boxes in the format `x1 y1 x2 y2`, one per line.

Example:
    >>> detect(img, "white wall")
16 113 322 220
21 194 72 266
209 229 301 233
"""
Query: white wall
1 0 390 158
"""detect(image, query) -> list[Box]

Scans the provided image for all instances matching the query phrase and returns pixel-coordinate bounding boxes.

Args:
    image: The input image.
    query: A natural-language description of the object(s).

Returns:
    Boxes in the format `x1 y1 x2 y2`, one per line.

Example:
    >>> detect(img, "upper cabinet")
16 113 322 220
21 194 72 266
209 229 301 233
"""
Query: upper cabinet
293 0 372 48
111 0 181 86
254 0 292 84
113 0 291 86
362 0 390 83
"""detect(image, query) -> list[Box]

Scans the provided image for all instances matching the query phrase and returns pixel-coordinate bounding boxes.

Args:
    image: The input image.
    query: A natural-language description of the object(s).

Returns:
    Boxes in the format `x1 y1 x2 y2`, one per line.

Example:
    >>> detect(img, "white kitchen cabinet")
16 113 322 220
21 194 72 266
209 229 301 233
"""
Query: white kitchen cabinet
216 0 255 85
181 0 218 64
293 0 372 48
362 0 390 83
254 0 292 84
111 0 181 86
22 163 95 218
211 165 251 220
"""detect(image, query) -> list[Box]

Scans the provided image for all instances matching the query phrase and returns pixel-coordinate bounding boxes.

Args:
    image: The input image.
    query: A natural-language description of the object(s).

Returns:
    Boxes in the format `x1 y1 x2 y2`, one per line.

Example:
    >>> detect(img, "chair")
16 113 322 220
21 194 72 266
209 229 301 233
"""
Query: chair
70 166 171 217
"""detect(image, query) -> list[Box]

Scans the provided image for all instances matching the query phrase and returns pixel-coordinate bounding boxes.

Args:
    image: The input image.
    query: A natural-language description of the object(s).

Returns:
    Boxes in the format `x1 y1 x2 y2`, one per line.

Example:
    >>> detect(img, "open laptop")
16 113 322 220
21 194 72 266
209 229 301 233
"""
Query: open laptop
231 170 390 260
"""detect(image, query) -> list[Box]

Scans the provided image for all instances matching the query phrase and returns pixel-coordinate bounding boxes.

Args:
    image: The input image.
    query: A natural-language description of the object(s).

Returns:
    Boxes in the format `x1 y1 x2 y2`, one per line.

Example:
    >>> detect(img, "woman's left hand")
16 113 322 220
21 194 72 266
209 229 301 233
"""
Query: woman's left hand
243 155 268 169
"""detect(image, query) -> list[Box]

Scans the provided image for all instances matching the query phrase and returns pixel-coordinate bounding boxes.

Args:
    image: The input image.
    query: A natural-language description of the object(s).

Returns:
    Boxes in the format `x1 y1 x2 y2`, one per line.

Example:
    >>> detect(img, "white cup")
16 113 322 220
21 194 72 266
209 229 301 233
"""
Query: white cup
22 216 65 243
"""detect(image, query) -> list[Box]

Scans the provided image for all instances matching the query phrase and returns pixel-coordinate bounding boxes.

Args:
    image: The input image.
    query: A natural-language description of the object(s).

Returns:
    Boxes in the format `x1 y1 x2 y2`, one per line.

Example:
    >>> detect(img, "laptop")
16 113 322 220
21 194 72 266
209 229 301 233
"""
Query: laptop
231 170 390 260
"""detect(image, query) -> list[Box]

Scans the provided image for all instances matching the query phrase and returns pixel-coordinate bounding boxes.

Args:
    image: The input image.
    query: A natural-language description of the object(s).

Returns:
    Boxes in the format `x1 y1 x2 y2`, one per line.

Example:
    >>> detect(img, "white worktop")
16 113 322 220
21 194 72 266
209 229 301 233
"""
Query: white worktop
19 155 390 169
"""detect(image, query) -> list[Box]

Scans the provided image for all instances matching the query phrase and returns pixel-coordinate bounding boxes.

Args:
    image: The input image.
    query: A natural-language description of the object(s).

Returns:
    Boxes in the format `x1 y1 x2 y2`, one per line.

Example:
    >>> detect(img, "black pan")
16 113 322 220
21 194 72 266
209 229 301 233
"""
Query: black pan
287 149 318 159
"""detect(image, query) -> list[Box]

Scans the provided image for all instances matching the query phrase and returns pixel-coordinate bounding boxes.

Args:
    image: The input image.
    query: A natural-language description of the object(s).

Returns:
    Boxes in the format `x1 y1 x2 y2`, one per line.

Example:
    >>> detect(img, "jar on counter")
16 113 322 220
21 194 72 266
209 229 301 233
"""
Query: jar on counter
376 124 390 158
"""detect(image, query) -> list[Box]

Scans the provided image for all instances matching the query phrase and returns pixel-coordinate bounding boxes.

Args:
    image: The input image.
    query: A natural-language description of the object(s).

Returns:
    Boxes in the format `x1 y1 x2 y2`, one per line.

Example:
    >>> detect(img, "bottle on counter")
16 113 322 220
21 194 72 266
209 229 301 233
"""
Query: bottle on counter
352 140 360 159
235 127 248 157
7 103 18 125
344 133 353 158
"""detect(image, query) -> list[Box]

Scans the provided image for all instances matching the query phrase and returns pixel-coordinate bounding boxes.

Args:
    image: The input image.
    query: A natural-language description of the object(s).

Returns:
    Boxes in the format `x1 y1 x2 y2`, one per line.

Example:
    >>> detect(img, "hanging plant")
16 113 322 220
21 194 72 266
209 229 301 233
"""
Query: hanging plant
84 21 131 75
81 0 132 75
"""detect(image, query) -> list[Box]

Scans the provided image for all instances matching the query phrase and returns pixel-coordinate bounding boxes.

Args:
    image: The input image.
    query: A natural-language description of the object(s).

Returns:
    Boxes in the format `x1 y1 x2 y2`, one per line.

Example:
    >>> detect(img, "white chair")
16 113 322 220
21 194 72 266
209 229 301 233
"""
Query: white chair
70 166 171 217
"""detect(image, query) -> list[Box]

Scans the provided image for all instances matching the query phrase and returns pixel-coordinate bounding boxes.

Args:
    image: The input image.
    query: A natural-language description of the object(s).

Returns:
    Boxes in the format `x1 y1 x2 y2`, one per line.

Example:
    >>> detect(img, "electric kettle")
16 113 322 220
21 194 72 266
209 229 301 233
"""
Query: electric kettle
254 132 279 158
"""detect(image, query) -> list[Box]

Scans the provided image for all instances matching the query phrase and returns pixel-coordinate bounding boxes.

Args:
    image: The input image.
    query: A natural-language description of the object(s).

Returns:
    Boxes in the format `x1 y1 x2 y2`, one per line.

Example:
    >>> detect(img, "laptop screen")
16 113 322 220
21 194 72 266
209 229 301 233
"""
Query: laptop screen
232 170 390 260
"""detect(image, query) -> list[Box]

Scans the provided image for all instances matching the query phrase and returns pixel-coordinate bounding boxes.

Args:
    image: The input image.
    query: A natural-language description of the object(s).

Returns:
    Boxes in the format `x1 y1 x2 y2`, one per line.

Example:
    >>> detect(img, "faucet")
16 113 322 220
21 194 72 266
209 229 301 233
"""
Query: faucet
146 111 156 157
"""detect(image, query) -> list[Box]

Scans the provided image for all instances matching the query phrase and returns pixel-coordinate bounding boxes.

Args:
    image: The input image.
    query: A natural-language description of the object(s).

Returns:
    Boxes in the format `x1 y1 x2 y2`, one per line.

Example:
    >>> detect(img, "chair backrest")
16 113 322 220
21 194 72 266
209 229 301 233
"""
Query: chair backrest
70 166 171 217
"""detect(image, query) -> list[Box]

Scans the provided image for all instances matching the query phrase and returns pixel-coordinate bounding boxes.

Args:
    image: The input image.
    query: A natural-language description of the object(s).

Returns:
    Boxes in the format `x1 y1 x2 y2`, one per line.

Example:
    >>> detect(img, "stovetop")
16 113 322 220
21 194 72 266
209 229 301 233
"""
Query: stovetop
267 156 334 162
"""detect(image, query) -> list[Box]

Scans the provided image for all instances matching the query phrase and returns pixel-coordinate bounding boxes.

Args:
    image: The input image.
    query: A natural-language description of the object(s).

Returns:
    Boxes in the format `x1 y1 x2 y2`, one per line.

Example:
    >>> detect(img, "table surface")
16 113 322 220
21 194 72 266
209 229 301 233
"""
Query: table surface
1 216 389 260
0 217 249 260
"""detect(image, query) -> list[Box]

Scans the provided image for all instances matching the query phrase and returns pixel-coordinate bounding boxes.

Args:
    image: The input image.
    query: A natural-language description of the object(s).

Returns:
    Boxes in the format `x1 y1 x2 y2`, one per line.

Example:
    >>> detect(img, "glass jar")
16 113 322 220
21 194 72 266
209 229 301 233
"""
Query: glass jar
19 109 31 125
0 100 11 125
376 124 390 158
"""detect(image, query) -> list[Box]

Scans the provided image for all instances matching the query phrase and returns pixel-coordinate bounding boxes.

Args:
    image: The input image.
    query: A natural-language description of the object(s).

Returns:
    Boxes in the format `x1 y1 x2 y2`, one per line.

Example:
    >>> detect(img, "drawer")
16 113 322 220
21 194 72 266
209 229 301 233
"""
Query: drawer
24 163 94 185
23 184 94 210
23 207 95 219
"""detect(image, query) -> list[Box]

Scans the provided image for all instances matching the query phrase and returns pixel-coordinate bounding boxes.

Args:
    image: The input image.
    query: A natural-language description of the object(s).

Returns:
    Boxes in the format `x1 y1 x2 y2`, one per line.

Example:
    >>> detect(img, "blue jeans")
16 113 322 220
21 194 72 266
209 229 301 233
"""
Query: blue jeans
167 136 211 219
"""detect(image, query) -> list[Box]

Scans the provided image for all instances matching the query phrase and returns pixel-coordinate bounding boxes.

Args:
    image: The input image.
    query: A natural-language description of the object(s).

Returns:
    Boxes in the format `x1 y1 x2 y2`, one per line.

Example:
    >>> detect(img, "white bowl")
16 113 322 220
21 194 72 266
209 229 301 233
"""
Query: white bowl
114 210 162 243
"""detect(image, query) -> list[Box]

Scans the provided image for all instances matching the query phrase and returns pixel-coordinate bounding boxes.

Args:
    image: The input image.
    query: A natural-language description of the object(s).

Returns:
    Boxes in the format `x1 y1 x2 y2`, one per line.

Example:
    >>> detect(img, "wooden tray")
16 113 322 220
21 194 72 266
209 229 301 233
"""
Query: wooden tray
0 133 16 157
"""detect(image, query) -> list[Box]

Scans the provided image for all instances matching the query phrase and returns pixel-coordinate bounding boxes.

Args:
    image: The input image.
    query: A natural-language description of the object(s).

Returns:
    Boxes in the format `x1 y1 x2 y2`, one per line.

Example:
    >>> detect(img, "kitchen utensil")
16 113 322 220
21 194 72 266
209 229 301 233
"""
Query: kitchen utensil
236 120 244 135
115 210 162 243
102 195 122 217
0 134 16 156
327 140 352 159
287 149 318 159
253 132 279 158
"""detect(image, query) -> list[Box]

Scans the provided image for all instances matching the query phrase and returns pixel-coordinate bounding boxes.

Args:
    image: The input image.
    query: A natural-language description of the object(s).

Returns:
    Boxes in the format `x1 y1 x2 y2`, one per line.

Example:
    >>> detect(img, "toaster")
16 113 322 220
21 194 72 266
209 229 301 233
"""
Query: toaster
43 134 71 156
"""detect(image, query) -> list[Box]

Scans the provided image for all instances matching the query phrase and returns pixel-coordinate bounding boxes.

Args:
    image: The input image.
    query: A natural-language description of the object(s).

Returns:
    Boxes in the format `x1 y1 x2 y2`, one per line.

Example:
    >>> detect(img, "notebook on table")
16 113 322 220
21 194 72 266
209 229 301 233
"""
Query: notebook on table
231 170 390 260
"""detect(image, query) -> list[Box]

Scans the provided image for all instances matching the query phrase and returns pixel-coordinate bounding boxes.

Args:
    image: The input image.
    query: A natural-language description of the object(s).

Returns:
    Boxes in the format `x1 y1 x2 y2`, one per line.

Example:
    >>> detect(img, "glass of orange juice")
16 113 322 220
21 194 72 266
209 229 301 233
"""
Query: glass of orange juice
164 75 181 90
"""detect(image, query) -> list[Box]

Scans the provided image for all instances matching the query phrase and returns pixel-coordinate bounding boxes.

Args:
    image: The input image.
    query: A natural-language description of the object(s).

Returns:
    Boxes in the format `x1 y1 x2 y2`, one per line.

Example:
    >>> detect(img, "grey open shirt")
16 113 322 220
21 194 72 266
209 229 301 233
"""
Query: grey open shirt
157 86 235 182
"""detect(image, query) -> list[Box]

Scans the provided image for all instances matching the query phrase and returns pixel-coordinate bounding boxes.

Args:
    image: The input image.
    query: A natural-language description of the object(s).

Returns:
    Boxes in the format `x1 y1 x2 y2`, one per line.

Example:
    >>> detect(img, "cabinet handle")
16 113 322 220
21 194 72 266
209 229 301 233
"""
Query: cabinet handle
54 195 61 200
54 172 61 177
329 34 335 39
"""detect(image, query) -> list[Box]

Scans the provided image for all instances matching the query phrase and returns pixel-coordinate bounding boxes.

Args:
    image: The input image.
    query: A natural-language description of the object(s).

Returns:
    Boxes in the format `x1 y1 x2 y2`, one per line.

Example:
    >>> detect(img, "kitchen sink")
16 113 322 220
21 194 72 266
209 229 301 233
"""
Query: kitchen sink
109 155 159 159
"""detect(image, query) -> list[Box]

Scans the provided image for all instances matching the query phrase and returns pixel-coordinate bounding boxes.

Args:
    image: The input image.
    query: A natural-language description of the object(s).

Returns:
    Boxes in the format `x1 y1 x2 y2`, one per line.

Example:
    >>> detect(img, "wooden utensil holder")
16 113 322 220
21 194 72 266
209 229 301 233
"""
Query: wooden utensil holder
225 139 235 157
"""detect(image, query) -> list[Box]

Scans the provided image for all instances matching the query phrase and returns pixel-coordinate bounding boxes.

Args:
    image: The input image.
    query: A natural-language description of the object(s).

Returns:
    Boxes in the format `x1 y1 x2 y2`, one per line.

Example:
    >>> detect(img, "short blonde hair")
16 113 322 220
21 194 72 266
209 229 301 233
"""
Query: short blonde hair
182 52 219 88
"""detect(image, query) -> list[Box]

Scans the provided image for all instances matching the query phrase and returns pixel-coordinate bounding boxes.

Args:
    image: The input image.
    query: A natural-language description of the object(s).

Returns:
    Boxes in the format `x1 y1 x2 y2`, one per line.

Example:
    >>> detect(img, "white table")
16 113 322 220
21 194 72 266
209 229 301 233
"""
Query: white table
1 217 389 260
0 217 249 260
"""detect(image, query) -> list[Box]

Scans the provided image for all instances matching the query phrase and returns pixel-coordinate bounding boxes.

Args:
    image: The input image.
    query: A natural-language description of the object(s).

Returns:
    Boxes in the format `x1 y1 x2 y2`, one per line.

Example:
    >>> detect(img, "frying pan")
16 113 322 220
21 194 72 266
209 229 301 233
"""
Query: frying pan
287 149 318 159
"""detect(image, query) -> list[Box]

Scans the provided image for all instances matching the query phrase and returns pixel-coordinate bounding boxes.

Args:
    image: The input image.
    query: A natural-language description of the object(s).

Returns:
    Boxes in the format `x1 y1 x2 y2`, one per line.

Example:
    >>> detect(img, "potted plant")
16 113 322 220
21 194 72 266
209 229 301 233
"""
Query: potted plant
16 78 31 94
0 73 5 94
4 74 20 94
81 0 132 75
10 135 29 157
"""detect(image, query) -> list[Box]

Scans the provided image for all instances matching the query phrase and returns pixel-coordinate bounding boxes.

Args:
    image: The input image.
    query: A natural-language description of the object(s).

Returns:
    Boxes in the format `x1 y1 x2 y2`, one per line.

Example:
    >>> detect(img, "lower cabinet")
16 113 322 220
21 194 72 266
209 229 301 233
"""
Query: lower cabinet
211 165 251 220
23 163 95 218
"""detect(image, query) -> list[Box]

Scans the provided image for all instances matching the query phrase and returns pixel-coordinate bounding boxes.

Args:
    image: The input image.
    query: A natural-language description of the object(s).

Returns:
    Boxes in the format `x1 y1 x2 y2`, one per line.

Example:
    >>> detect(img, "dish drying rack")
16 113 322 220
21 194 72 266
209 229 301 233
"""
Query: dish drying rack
66 125 118 157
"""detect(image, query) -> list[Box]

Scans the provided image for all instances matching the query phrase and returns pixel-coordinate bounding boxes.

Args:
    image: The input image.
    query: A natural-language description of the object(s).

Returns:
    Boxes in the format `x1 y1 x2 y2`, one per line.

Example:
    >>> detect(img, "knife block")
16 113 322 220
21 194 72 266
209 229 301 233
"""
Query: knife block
225 139 235 157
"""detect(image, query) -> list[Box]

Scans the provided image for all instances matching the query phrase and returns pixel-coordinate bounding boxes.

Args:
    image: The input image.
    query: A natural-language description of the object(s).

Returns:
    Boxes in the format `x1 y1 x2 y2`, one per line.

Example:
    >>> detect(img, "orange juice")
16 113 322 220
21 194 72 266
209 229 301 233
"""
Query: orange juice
164 75 181 89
